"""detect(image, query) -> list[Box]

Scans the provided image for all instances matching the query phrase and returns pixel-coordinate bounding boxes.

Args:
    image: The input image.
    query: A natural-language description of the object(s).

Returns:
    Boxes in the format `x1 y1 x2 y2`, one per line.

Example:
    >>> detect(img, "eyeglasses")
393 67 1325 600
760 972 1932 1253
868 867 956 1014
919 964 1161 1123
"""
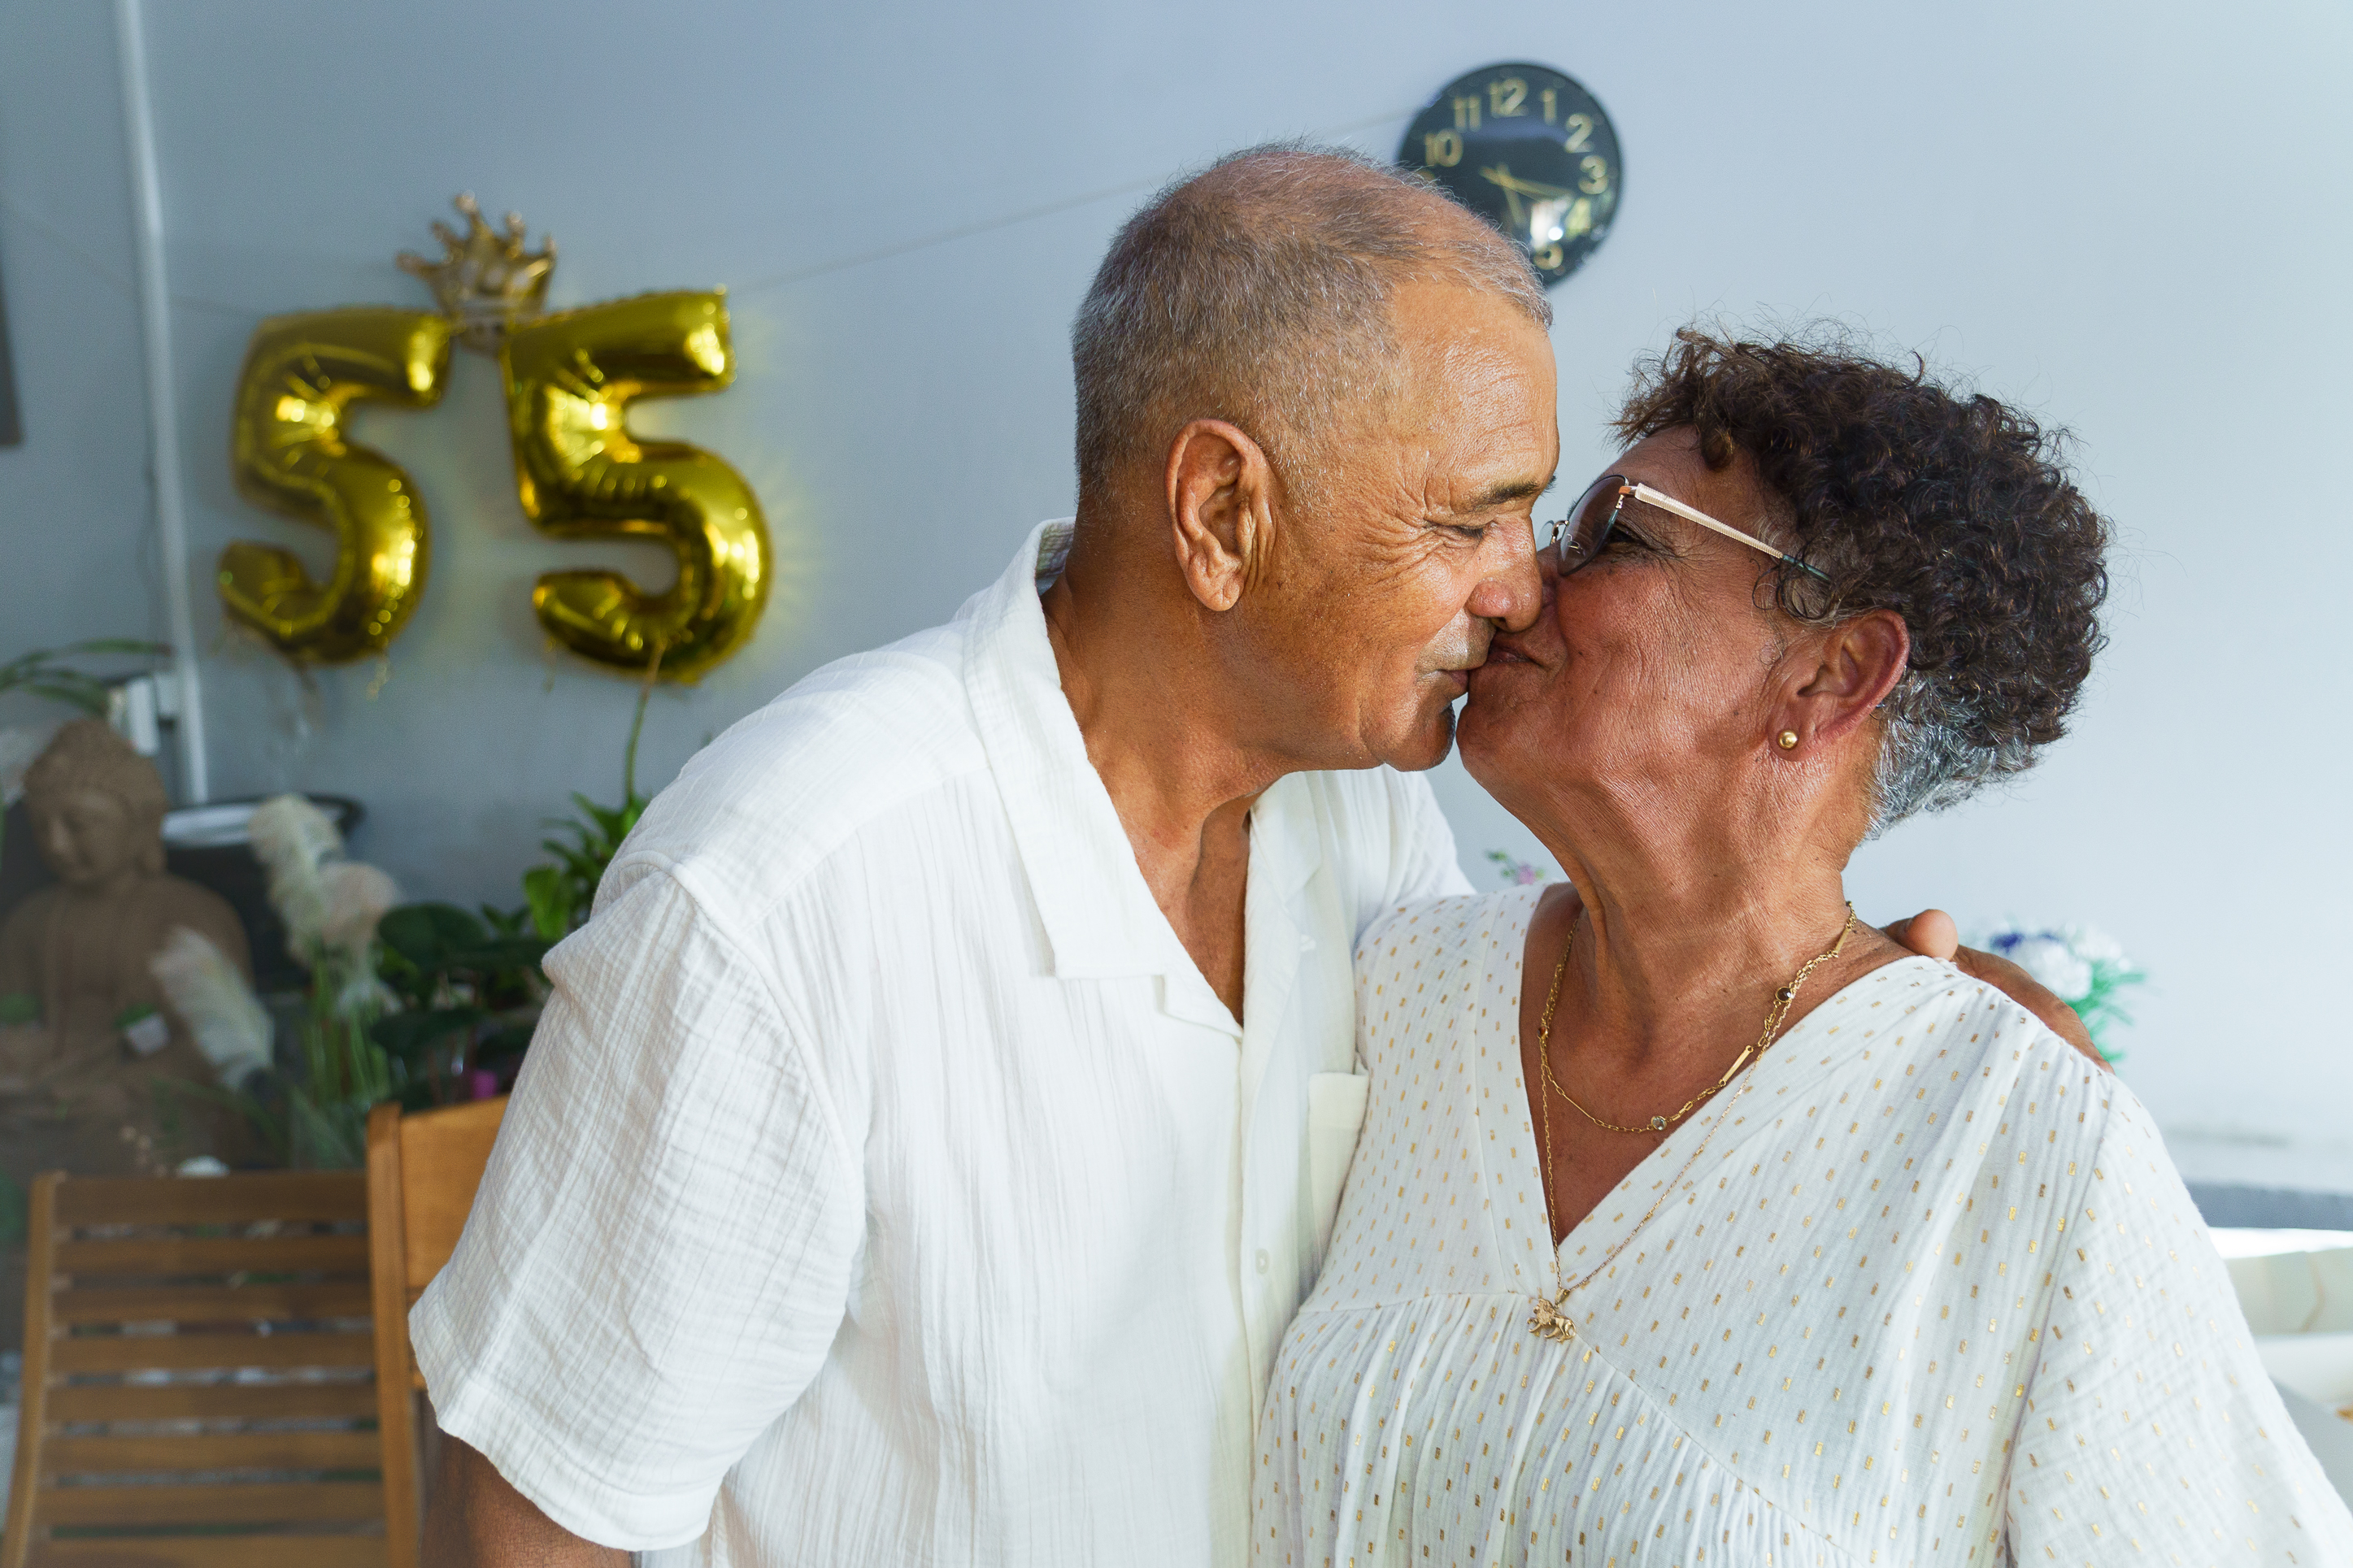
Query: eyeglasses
1539 474 1829 583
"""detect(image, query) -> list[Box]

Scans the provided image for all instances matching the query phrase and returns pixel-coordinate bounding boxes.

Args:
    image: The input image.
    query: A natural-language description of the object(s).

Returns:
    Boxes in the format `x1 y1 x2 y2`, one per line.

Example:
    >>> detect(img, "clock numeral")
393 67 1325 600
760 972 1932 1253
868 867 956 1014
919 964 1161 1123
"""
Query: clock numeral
1564 114 1594 154
1579 155 1611 195
1452 95 1481 132
1531 242 1564 271
1540 87 1558 124
1488 77 1528 117
1564 198 1594 239
1422 129 1464 168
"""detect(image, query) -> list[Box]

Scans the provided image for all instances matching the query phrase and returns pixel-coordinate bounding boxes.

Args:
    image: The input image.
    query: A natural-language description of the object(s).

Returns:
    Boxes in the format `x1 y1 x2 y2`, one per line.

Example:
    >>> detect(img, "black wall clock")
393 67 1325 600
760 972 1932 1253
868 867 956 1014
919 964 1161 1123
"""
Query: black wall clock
1400 63 1621 287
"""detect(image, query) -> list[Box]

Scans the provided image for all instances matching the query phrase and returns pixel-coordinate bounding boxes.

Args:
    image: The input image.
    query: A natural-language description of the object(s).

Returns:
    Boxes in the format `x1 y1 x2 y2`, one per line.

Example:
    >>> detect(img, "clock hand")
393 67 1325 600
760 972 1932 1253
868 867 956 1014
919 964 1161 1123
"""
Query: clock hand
1479 164 1577 202
1480 164 1529 230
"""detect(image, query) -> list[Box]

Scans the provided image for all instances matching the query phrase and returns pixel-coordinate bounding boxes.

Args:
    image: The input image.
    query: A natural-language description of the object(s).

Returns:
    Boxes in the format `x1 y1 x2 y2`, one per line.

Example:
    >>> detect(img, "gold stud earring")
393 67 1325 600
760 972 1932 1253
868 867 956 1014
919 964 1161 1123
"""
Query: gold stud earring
1777 730 1799 750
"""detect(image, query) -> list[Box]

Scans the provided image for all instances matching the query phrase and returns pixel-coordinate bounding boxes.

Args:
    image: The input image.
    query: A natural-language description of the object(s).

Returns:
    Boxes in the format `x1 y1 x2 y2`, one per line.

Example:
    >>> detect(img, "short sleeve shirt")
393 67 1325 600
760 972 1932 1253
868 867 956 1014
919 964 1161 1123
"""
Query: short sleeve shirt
410 521 1472 1566
1253 890 2353 1565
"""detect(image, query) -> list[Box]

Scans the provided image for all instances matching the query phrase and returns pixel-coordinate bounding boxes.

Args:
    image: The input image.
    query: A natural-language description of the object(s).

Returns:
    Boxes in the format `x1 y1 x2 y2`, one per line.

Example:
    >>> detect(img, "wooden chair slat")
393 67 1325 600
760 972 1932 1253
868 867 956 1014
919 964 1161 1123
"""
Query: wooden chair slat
42 1431 382 1475
29 1535 387 1568
34 1482 386 1526
394 1098 504 1287
363 1104 419 1568
5 1175 398 1568
5 1175 62 1567
50 1283 372 1327
46 1382 376 1423
52 1174 365 1227
368 1095 507 1568
50 1333 373 1375
51 1235 371 1277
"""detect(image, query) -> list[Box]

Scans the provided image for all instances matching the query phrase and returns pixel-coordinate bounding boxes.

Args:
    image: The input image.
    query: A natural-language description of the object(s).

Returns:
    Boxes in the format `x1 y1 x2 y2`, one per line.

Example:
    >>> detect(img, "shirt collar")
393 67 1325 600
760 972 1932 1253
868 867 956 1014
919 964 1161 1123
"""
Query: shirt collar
963 523 1329 1023
963 521 1194 983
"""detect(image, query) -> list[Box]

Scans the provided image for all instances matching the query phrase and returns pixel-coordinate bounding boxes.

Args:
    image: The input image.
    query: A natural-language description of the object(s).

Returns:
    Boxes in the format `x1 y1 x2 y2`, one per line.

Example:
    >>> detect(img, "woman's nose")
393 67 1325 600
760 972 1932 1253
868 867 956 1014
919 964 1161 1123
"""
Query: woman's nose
1468 523 1543 632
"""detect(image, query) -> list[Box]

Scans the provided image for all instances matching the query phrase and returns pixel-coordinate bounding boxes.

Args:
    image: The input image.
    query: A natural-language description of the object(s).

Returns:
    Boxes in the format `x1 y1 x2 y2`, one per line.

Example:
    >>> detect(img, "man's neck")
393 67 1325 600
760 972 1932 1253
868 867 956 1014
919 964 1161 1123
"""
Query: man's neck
1038 523 1292 1022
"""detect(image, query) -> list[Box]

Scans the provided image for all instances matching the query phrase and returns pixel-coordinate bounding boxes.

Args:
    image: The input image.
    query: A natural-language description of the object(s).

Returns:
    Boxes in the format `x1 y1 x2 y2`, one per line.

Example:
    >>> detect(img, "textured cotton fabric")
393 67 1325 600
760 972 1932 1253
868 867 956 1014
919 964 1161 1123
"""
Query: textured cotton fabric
1255 889 2353 1565
411 522 1470 1566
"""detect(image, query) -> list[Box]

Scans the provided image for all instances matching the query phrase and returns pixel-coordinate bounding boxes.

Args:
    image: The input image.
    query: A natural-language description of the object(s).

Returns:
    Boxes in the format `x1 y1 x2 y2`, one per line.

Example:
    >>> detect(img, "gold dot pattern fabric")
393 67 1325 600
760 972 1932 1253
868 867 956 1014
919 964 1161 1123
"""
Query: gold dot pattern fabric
1252 889 2353 1565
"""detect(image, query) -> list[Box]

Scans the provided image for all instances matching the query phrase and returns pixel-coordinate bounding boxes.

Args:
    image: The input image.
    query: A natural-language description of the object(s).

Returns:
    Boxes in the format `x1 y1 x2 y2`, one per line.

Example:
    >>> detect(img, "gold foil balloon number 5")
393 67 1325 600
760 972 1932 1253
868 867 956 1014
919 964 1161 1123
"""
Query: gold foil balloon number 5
501 291 769 682
219 292 769 680
223 308 454 662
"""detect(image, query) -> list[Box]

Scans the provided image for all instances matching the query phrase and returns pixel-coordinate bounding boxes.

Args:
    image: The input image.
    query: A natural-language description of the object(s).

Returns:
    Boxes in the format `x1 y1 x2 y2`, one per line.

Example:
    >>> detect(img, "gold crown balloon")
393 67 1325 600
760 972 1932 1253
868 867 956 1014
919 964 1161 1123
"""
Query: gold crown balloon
397 193 555 354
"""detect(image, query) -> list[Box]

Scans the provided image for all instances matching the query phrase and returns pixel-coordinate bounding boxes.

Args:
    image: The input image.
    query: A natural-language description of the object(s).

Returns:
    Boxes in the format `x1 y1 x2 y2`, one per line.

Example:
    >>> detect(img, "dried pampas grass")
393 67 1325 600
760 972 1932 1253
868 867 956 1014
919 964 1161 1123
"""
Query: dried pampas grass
320 861 400 953
248 794 341 953
248 794 401 961
150 927 273 1083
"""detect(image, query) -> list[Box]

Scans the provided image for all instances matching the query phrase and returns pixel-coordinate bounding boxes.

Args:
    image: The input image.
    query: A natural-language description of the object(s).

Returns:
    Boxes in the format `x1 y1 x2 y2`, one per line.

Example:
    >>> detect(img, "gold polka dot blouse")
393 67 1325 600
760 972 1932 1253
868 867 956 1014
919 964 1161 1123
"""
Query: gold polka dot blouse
1251 888 2353 1566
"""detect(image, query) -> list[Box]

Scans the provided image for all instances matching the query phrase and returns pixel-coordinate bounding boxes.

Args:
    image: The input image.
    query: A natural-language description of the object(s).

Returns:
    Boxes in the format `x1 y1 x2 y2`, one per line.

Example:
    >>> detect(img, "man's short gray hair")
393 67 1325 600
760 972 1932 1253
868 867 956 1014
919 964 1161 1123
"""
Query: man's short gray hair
1071 141 1551 500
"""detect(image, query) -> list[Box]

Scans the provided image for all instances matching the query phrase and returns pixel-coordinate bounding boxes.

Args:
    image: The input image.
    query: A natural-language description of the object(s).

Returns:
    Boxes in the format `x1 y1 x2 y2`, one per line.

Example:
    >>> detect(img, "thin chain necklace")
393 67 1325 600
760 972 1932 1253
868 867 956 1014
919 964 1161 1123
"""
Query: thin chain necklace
1526 901 1857 1344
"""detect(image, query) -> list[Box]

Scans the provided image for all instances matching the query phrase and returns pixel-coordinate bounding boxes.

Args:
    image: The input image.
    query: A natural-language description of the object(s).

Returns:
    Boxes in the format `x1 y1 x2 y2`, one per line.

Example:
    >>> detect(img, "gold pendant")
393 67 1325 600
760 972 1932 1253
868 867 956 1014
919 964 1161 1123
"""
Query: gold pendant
1529 1288 1577 1343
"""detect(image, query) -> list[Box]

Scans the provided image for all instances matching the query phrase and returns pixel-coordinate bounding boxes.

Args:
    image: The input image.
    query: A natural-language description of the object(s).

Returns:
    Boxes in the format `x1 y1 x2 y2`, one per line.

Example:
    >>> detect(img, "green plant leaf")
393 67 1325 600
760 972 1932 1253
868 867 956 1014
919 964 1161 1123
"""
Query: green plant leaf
378 902 489 970
474 1022 537 1062
20 679 112 715
372 1006 488 1059
0 992 38 1026
437 937 551 975
479 904 533 938
154 1072 289 1167
50 637 173 658
522 865 572 941
287 1086 363 1170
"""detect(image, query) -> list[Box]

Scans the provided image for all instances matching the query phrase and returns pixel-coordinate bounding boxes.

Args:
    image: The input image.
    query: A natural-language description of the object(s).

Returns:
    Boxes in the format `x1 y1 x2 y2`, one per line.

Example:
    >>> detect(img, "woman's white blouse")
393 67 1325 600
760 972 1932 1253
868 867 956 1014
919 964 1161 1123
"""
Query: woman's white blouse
1254 889 2353 1566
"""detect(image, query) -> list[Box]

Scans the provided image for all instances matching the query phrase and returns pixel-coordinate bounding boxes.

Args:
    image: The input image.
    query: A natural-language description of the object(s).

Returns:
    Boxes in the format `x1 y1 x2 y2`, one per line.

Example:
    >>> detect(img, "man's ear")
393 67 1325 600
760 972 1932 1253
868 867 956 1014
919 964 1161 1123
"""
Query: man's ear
1777 609 1909 751
1165 419 1274 613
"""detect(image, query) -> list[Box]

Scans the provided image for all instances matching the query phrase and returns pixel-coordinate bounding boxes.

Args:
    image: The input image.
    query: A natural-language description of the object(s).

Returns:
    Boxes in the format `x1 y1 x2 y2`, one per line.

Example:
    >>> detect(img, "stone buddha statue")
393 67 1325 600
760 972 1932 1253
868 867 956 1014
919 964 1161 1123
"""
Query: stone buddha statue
0 719 253 1175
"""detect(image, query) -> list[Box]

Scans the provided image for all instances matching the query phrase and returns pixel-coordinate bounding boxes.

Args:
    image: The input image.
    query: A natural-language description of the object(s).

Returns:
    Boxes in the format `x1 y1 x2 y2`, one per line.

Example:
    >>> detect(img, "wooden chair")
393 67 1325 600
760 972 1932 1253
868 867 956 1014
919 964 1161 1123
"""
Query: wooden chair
1 1170 385 1567
364 1096 506 1568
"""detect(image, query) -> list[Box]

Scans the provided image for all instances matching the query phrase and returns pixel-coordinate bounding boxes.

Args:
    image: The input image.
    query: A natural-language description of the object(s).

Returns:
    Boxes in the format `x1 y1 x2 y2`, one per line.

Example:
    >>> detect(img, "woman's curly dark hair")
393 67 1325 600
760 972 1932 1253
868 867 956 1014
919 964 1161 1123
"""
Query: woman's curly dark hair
1615 326 2112 827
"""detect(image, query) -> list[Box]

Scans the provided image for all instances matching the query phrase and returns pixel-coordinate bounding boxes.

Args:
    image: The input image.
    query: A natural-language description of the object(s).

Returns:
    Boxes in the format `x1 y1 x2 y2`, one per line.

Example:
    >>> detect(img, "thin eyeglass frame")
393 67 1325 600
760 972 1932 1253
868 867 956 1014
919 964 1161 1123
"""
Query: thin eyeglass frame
1547 476 1830 583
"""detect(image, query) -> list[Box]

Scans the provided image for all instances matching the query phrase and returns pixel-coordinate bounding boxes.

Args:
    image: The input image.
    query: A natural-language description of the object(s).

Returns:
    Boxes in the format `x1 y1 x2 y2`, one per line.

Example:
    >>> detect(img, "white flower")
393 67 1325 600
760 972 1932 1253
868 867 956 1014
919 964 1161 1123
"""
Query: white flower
2059 923 2129 967
149 927 273 1083
334 970 398 1021
319 861 400 955
247 794 341 955
2006 936 2094 1003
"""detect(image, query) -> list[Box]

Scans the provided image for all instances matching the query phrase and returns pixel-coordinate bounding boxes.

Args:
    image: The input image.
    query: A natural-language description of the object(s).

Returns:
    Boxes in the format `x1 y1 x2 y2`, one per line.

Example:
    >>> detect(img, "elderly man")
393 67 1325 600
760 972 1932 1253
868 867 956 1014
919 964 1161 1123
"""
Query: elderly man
420 146 2081 1566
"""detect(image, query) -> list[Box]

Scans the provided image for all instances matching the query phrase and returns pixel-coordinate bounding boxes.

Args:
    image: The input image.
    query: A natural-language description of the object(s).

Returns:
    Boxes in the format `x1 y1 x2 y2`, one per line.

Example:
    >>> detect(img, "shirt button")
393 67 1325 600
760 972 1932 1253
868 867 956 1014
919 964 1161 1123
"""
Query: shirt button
1255 1249 1272 1276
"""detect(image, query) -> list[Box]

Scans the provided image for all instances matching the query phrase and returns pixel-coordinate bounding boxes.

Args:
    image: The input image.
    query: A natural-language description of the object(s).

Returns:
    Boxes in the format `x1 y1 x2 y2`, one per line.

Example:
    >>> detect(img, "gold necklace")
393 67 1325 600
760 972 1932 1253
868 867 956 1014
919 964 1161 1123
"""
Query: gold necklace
1526 901 1857 1344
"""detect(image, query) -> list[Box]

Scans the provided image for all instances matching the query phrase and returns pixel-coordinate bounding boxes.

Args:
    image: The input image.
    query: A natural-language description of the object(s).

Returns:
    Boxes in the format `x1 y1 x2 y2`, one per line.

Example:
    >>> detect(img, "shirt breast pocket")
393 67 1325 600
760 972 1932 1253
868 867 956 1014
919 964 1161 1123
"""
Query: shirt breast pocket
1306 1071 1372 1266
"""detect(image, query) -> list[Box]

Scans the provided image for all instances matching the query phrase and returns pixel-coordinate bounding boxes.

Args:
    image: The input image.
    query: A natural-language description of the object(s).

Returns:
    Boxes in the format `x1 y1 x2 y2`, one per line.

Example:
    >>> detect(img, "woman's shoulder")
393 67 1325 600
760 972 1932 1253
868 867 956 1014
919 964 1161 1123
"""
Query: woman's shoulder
1837 954 2125 1157
1354 885 1544 978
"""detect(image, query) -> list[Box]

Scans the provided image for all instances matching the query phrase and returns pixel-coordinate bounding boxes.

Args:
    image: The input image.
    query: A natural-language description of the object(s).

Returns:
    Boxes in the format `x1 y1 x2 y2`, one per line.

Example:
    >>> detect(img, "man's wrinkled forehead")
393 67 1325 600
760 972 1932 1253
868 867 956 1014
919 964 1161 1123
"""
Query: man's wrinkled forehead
1380 290 1558 496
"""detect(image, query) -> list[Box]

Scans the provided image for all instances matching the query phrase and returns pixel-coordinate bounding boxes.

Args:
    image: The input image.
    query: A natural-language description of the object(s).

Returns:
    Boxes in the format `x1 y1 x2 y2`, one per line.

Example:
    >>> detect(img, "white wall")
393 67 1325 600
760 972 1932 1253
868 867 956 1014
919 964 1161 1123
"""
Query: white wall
0 4 159 689
2 0 2346 1190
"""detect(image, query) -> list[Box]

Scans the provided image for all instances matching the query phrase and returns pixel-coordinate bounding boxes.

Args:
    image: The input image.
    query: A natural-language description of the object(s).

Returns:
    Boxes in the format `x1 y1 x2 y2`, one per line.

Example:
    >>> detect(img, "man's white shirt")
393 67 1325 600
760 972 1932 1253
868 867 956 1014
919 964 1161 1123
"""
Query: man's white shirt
411 521 1471 1565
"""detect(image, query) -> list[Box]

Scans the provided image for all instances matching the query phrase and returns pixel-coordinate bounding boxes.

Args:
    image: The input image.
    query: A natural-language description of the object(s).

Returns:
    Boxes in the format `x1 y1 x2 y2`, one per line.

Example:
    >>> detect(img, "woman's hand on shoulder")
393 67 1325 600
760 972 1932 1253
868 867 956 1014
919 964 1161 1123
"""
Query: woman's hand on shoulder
1883 909 2107 1071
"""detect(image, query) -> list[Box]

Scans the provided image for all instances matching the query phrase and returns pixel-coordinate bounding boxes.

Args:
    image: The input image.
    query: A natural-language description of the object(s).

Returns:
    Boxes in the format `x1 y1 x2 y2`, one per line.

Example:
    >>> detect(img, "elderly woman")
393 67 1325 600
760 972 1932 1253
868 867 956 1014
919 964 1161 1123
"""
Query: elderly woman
1253 331 2353 1563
